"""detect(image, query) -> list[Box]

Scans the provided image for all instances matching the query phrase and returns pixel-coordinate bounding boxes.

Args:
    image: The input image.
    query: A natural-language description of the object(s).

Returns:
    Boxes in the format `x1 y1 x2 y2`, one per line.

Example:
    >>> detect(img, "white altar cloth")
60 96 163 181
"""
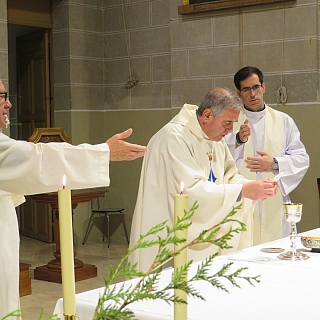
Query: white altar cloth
53 230 320 319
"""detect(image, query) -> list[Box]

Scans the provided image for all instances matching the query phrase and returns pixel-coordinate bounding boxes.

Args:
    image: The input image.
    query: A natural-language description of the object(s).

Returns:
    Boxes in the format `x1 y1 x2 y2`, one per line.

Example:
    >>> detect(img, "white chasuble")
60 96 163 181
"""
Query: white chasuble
129 104 255 273
0 133 111 319
234 107 283 244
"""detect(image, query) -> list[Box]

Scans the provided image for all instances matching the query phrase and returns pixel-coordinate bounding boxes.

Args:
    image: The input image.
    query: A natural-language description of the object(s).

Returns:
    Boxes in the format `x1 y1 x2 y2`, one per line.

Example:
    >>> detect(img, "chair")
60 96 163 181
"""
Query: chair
27 127 71 144
82 196 130 247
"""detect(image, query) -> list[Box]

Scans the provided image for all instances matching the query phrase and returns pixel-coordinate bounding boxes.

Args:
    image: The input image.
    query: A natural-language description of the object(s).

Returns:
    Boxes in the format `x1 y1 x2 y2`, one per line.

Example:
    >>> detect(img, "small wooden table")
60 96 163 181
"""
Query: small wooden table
19 263 32 296
32 189 106 283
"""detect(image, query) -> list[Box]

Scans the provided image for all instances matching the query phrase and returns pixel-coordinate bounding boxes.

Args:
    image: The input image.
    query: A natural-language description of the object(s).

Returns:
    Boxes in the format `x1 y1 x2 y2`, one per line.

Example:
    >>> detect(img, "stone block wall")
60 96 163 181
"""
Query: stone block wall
52 0 104 112
170 0 318 107
104 0 171 110
51 0 320 238
0 0 8 86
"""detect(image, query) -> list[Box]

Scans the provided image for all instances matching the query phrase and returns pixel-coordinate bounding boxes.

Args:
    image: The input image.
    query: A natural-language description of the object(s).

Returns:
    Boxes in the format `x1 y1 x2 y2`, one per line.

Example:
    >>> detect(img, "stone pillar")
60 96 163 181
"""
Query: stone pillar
51 0 104 143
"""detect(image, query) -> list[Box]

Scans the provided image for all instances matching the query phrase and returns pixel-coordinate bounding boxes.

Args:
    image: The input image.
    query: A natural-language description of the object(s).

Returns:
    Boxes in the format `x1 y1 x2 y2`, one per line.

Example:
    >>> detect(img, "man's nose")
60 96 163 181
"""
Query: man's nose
5 99 12 109
226 124 233 133
250 89 256 96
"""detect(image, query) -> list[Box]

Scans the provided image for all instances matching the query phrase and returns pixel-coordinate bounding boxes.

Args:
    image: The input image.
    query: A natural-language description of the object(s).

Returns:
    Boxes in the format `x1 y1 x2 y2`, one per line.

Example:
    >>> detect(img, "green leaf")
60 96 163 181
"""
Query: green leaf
5 201 261 320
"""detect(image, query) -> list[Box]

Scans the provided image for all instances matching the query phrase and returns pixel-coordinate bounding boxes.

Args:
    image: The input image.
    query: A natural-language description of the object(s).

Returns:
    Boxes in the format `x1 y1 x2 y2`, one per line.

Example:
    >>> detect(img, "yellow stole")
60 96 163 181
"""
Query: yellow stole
235 106 283 244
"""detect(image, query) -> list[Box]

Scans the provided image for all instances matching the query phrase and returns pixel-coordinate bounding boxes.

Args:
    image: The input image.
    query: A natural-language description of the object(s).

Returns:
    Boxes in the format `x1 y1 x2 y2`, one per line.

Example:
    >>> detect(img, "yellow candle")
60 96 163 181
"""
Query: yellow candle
58 175 76 317
174 181 188 320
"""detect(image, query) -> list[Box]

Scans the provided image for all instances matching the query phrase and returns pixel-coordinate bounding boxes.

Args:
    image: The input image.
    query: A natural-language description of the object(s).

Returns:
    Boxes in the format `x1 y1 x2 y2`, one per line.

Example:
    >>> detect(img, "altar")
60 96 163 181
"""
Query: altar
53 231 320 319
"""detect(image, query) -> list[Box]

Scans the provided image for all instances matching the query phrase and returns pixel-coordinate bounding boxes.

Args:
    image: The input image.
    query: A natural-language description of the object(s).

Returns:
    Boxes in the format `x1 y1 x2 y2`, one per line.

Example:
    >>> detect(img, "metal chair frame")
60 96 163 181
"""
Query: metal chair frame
82 197 129 247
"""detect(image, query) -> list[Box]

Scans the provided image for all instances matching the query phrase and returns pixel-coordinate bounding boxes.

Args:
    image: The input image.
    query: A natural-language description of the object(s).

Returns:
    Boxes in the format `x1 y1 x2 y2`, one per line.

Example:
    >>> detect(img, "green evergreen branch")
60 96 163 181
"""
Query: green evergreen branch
6 202 260 320
93 202 260 320
1 310 22 320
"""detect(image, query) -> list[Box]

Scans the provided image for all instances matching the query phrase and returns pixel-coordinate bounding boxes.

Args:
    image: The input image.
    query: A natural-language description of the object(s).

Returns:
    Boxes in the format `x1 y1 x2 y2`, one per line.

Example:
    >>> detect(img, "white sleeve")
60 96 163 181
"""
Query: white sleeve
224 132 245 170
277 114 309 196
0 134 110 196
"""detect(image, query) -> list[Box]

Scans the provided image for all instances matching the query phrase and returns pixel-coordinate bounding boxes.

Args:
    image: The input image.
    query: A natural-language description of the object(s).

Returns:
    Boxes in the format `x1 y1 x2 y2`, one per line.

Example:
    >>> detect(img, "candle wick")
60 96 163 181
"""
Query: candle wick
180 191 183 195
63 185 66 190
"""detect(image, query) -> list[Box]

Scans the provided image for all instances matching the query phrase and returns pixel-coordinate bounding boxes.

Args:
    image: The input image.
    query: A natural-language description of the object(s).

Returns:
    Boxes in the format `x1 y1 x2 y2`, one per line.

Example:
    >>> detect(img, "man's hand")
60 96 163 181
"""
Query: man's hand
238 119 251 143
245 150 273 172
242 179 278 201
106 128 147 161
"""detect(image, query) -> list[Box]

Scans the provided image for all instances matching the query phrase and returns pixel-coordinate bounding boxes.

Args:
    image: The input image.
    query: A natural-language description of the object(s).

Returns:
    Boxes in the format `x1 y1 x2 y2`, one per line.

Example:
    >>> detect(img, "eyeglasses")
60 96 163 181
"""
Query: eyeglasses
239 84 262 94
0 92 8 102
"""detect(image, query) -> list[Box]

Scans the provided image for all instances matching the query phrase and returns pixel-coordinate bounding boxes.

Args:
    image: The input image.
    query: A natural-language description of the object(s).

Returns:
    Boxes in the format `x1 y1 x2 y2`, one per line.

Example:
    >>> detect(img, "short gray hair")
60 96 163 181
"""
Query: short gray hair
197 87 243 117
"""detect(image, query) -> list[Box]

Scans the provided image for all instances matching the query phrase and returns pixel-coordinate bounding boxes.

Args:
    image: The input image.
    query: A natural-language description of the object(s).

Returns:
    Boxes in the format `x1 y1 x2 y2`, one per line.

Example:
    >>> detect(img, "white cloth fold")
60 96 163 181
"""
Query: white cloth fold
129 104 255 272
0 133 111 319
225 105 309 244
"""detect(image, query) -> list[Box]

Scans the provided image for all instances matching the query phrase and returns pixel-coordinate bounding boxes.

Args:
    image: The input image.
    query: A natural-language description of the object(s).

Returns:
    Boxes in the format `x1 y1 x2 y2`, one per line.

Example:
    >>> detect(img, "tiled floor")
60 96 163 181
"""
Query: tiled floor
19 236 128 320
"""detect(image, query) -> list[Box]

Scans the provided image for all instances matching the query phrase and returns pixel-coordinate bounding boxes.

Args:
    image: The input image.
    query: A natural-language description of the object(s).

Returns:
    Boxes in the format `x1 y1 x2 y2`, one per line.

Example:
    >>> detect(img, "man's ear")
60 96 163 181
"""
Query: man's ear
201 109 212 124
203 108 212 119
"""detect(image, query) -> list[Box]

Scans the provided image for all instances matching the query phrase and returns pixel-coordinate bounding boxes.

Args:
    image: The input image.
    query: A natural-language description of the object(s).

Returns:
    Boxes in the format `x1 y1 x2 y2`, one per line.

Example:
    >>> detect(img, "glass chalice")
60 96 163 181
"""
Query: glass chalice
278 203 309 261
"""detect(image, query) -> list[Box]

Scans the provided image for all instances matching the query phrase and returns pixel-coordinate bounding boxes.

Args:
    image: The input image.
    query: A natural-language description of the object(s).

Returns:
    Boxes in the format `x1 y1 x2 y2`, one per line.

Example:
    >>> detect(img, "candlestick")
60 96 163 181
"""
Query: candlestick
174 181 188 320
58 175 76 318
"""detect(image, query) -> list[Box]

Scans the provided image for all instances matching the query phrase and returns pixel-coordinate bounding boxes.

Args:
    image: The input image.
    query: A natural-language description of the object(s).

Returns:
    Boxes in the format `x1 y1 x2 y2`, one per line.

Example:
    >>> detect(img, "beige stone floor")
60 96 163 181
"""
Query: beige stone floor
19 236 128 320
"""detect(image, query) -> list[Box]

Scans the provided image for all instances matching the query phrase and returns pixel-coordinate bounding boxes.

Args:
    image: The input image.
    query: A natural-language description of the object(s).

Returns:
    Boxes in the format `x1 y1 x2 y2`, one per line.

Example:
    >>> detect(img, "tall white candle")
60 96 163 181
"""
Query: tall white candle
58 175 76 317
174 181 188 320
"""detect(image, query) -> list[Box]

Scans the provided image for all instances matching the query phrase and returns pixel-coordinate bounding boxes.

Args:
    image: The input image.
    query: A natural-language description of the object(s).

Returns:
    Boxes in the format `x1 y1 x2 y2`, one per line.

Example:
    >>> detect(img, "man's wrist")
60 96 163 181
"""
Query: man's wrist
272 158 279 170
236 132 246 145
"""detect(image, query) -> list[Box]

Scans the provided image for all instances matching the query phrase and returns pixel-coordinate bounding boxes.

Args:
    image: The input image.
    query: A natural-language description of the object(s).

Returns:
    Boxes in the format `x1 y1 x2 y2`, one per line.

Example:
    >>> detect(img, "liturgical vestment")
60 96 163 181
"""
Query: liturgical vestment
225 105 309 244
0 133 110 319
129 104 254 273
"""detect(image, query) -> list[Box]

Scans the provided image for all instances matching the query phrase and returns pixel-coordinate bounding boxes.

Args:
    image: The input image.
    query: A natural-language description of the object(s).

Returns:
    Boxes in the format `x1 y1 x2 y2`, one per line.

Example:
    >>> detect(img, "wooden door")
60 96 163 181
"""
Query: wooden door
17 29 53 242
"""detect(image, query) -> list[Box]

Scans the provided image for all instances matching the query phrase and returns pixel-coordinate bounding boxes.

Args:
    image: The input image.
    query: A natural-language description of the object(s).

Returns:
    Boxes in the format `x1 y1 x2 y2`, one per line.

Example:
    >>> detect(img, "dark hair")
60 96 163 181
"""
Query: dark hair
234 66 264 90
197 87 242 117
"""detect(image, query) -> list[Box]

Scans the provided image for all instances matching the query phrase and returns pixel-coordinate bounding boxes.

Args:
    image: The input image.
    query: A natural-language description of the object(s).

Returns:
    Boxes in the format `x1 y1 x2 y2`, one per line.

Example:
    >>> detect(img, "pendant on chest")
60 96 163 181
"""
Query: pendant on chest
206 151 216 182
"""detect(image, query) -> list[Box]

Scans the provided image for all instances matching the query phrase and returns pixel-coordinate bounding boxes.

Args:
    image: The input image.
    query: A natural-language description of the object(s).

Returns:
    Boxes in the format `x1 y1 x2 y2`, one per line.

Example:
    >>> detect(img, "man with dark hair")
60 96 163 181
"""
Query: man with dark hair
129 87 278 272
225 66 309 245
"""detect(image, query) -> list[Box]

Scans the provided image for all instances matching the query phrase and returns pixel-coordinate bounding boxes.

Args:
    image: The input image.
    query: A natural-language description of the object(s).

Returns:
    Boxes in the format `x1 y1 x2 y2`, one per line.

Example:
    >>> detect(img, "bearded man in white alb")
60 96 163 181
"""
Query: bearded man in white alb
224 66 309 245
0 78 147 320
129 87 278 273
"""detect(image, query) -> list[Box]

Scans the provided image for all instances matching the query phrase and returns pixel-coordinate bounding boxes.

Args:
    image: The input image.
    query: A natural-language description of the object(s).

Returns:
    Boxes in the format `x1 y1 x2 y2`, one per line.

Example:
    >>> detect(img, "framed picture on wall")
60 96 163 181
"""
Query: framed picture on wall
179 0 293 15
